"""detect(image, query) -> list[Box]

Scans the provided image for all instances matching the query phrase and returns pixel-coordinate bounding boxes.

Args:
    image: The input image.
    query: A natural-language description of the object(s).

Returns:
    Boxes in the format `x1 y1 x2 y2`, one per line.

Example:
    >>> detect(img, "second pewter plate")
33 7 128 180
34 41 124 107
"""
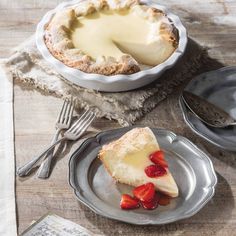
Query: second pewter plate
180 66 236 152
69 127 217 225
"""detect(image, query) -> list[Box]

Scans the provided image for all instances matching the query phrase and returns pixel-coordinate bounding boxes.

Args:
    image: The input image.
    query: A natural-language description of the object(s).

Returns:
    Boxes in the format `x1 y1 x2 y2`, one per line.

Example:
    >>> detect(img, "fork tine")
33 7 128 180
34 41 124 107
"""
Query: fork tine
68 109 91 132
73 111 94 133
66 99 75 124
70 110 93 133
58 98 70 124
63 98 74 125
56 99 67 124
75 112 95 138
60 99 71 124
72 111 93 133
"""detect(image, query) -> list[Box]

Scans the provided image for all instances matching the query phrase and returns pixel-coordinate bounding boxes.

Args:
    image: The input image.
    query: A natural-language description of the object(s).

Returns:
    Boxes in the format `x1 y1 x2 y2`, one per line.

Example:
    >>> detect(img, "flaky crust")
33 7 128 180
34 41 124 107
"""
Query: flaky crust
44 0 178 75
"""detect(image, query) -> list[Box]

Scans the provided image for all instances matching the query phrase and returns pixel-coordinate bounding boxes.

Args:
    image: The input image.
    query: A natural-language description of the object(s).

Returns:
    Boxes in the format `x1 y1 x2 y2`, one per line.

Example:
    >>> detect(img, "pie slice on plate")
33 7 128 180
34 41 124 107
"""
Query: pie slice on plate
98 127 178 197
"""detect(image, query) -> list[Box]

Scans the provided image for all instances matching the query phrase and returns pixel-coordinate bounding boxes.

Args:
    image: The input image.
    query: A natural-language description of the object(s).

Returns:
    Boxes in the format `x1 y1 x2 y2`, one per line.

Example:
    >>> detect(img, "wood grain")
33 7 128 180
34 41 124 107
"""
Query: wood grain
0 0 236 235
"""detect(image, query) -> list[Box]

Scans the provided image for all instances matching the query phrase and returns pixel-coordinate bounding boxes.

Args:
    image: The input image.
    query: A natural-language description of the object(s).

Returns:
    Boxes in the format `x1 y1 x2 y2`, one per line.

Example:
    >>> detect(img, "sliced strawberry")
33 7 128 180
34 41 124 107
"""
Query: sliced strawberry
149 150 168 168
141 193 160 210
158 193 171 206
120 194 140 210
145 164 167 178
133 182 155 202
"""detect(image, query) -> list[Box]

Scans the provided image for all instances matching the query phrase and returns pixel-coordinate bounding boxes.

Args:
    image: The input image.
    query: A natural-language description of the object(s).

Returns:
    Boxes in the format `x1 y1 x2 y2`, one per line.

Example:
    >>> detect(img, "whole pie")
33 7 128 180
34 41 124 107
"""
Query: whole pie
45 0 178 75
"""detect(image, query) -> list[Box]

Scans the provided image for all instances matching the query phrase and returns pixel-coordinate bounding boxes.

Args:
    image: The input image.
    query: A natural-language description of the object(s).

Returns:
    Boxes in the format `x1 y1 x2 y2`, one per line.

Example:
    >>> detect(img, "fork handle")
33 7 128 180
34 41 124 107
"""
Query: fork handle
17 136 66 177
37 129 61 179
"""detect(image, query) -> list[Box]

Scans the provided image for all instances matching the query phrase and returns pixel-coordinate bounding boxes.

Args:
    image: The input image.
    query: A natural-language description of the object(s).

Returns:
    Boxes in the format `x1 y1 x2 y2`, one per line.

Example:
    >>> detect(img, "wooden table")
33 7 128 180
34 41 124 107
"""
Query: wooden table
1 0 236 235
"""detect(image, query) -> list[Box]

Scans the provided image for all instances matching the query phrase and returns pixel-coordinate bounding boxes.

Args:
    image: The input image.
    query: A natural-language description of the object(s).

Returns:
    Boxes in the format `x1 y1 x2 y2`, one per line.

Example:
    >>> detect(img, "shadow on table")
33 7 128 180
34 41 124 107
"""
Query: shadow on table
79 172 233 236
203 142 236 169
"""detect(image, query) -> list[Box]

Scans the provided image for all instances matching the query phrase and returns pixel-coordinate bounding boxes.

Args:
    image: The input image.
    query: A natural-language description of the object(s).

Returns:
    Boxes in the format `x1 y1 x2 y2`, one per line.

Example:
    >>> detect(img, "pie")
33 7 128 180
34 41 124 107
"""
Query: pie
98 127 179 197
44 0 178 75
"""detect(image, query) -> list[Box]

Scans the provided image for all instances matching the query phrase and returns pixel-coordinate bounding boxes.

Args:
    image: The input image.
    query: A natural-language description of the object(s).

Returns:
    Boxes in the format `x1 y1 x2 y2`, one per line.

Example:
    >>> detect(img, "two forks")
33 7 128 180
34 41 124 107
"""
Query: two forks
17 99 96 177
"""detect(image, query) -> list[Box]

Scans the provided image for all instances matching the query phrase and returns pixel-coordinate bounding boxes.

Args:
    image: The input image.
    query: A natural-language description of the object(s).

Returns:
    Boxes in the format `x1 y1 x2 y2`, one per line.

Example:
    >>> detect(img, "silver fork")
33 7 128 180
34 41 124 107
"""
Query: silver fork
37 98 75 179
17 109 96 177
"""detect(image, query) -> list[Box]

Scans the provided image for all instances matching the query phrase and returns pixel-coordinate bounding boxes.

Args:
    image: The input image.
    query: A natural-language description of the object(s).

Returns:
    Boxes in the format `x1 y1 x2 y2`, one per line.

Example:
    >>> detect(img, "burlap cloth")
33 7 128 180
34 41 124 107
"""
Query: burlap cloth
4 36 207 126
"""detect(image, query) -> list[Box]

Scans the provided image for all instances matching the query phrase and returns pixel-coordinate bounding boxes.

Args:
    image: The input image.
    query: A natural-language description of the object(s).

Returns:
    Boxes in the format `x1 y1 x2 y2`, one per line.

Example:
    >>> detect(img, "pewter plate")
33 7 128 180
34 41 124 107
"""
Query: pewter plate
69 127 217 225
180 66 236 152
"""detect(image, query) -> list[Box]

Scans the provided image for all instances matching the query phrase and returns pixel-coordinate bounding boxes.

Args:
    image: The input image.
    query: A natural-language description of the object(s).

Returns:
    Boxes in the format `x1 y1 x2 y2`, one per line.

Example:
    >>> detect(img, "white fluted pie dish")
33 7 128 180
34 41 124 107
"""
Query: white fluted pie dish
36 0 187 92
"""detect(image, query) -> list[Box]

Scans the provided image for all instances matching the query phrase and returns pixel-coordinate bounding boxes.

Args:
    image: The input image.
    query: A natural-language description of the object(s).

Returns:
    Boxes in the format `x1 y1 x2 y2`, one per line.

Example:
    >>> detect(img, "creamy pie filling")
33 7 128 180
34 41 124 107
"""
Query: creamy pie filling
71 7 174 66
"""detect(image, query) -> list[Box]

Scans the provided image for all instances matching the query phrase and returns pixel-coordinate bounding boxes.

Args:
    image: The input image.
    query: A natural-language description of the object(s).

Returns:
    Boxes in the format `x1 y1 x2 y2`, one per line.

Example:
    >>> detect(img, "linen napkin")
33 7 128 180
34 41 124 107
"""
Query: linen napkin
4 36 207 126
0 62 17 236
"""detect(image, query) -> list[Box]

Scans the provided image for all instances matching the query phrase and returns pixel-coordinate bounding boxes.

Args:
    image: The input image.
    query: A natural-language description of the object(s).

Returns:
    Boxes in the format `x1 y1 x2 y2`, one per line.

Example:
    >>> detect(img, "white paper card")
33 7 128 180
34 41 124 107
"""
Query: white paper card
21 214 95 236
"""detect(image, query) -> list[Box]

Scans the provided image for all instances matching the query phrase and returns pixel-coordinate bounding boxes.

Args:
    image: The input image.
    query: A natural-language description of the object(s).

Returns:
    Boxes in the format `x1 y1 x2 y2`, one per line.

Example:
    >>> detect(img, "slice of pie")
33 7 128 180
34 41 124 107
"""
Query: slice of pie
44 0 178 75
98 127 178 197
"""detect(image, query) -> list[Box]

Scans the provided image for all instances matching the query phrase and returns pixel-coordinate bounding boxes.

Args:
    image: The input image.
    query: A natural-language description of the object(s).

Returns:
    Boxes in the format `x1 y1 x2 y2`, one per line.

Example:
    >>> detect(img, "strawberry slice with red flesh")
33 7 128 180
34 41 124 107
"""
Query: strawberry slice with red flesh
141 193 160 210
149 150 168 168
145 164 167 178
120 194 140 210
133 182 155 202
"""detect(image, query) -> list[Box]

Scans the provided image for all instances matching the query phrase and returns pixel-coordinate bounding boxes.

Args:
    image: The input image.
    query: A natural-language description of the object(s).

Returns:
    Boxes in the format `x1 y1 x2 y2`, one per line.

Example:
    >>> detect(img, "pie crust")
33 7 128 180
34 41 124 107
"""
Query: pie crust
44 0 178 75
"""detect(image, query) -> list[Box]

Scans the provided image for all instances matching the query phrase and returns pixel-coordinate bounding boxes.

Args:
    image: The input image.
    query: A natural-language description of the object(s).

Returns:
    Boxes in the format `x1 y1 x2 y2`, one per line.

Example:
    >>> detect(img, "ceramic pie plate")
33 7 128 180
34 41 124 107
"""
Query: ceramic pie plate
180 66 236 152
36 0 187 92
69 127 217 225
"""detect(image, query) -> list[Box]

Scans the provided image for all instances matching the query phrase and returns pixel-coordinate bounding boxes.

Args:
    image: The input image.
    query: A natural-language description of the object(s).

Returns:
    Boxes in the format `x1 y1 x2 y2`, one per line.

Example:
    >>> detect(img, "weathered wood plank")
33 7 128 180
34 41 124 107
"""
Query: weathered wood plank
0 0 235 235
